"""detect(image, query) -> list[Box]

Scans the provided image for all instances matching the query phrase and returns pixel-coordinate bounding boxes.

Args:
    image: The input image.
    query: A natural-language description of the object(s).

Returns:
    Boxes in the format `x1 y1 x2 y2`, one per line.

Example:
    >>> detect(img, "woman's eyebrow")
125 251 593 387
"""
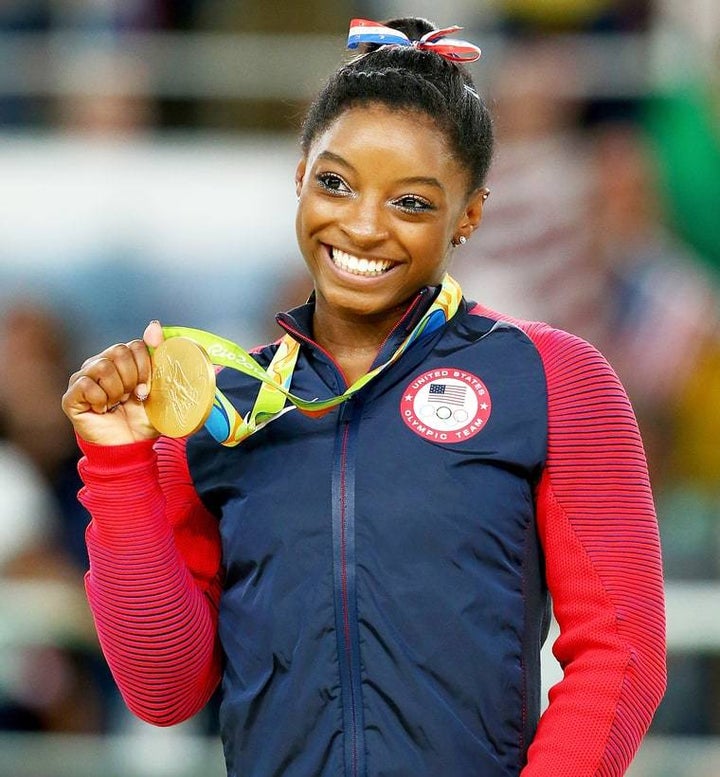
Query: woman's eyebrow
396 175 445 191
317 150 355 170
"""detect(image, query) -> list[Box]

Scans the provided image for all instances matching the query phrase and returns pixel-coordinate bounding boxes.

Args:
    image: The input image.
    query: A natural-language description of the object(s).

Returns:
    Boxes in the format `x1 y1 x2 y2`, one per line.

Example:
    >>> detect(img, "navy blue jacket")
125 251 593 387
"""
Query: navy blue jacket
187 289 552 777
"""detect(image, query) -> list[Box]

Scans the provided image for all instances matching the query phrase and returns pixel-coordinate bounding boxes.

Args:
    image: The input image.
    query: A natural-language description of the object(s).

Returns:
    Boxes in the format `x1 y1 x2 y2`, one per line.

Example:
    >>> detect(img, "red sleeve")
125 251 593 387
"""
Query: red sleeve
517 322 667 776
78 435 222 726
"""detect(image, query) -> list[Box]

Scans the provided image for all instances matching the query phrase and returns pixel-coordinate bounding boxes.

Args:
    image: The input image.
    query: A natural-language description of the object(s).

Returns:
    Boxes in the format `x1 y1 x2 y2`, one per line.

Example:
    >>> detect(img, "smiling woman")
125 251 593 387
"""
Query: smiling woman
62 16 666 777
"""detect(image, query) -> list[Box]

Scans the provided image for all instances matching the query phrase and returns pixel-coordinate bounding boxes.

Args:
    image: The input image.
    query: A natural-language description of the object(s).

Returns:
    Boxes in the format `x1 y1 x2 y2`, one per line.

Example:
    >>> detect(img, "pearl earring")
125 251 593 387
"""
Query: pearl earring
451 235 467 247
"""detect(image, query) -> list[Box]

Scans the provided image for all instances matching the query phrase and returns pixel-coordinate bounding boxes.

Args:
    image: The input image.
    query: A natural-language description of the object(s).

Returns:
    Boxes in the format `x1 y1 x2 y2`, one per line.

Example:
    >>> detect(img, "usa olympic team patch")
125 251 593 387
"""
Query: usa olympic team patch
401 368 492 443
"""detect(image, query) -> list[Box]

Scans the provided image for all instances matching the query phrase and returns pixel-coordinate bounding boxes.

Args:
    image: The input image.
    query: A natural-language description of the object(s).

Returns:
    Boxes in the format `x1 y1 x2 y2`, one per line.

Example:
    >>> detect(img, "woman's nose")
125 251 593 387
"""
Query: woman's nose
341 198 390 248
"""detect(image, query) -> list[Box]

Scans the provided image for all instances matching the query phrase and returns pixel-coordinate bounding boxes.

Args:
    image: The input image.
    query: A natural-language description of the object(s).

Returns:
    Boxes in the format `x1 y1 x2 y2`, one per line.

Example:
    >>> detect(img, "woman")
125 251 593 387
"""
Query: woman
62 17 666 777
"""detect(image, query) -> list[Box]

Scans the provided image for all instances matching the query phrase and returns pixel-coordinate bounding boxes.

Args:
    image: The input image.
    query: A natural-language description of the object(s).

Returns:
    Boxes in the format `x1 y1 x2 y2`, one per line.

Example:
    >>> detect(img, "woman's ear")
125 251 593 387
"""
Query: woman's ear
451 188 490 247
465 187 490 231
453 187 490 245
295 158 307 199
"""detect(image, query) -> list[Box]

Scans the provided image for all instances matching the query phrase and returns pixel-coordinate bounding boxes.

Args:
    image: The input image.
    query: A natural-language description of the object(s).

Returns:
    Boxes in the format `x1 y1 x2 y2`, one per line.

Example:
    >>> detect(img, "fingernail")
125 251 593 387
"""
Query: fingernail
135 384 149 401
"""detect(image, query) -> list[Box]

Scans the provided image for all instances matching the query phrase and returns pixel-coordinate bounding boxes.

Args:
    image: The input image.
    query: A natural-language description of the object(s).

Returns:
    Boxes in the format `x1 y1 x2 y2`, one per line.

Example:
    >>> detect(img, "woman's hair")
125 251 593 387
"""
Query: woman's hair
300 17 494 193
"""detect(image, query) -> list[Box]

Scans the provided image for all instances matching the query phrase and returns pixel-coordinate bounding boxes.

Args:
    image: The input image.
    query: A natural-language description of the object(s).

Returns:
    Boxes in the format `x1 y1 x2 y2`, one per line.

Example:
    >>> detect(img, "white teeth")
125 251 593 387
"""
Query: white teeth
331 248 392 277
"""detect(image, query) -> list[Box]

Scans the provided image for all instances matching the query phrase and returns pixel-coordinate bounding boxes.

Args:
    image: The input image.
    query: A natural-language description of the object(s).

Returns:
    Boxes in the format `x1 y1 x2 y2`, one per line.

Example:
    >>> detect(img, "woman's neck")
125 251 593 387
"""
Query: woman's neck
312 300 408 385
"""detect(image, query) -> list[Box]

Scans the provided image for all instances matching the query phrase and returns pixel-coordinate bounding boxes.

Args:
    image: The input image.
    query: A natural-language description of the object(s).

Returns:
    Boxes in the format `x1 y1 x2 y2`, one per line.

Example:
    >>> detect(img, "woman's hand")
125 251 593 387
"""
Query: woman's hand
62 321 164 446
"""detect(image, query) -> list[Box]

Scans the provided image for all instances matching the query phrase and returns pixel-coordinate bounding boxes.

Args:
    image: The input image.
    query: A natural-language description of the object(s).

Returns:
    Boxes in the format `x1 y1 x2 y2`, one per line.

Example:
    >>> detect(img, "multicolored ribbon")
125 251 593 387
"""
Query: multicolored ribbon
162 274 464 446
347 18 481 63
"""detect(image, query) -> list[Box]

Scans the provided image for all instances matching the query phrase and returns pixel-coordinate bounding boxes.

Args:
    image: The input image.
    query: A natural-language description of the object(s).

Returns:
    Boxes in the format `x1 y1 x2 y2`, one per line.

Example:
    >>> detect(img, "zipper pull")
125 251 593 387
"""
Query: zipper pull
338 397 355 423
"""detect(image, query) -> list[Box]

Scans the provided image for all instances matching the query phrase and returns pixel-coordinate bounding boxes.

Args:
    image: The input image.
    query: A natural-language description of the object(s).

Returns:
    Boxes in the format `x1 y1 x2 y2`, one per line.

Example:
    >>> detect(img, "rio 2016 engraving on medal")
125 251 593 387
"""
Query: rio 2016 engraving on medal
144 337 216 438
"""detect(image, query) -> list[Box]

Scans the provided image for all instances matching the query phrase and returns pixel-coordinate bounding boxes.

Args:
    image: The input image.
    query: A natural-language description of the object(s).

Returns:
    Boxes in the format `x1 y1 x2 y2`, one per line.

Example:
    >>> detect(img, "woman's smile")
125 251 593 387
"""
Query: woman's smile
326 244 397 278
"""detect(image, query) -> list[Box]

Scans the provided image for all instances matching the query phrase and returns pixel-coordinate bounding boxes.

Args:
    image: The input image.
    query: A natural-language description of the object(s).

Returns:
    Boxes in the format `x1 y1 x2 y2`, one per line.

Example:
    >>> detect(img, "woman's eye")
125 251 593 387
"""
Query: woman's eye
393 195 434 213
317 172 351 194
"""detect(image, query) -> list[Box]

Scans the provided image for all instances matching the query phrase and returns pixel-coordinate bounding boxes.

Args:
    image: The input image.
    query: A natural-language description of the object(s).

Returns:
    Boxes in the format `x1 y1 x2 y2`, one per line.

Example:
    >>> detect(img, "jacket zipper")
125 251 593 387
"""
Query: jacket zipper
333 398 365 777
276 292 438 776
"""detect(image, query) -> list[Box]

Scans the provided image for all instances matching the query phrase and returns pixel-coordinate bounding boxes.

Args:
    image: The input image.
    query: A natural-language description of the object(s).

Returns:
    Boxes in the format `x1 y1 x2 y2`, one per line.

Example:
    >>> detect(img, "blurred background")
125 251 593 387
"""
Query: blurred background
1 1 719 775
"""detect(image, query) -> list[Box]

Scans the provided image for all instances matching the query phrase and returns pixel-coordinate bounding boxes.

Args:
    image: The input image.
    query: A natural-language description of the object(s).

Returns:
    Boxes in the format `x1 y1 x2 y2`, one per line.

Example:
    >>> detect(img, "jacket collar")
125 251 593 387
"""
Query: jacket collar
274 282 444 367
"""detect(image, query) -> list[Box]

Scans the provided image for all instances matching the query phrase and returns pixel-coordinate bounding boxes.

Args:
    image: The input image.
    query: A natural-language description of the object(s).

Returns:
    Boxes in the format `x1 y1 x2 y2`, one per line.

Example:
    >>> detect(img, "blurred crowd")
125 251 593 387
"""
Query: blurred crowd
1 0 719 754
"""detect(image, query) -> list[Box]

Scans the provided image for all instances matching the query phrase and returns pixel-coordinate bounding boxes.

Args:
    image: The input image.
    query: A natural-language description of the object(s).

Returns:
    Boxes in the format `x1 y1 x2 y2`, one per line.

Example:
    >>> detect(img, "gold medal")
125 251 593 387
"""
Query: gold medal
144 337 216 438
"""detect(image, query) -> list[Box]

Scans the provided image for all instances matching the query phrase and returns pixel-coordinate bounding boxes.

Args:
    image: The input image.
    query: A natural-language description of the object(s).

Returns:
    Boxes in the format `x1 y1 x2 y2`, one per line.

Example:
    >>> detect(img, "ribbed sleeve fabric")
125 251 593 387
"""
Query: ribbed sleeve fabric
78 436 222 726
501 316 667 776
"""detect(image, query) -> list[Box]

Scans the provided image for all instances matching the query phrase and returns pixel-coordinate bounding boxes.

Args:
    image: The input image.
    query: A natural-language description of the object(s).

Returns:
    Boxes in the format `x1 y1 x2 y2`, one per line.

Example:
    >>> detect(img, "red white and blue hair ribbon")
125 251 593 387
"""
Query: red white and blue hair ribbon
347 18 481 63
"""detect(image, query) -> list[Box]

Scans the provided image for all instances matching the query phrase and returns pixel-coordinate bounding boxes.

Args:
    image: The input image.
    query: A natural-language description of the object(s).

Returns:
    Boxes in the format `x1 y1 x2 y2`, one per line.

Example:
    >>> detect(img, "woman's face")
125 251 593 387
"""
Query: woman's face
295 103 486 321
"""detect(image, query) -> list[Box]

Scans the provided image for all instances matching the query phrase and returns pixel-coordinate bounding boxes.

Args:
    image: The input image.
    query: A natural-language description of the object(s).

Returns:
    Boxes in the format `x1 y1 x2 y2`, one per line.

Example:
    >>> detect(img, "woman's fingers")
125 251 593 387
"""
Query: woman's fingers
143 320 164 349
127 338 152 399
66 371 115 414
61 324 162 445
138 321 164 399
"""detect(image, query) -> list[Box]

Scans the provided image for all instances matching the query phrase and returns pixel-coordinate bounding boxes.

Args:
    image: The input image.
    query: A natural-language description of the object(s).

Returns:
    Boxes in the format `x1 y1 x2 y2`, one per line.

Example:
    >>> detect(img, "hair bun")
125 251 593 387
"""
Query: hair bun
384 16 436 39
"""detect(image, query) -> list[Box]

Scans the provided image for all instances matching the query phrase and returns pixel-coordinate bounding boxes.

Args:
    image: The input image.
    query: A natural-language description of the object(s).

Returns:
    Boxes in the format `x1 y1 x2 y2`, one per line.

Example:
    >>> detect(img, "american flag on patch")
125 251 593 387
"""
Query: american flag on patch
428 383 466 406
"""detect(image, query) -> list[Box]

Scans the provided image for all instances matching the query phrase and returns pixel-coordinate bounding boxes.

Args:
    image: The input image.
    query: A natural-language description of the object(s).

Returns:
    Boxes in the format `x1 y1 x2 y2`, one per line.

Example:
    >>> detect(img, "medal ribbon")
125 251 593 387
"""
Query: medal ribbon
162 274 463 446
